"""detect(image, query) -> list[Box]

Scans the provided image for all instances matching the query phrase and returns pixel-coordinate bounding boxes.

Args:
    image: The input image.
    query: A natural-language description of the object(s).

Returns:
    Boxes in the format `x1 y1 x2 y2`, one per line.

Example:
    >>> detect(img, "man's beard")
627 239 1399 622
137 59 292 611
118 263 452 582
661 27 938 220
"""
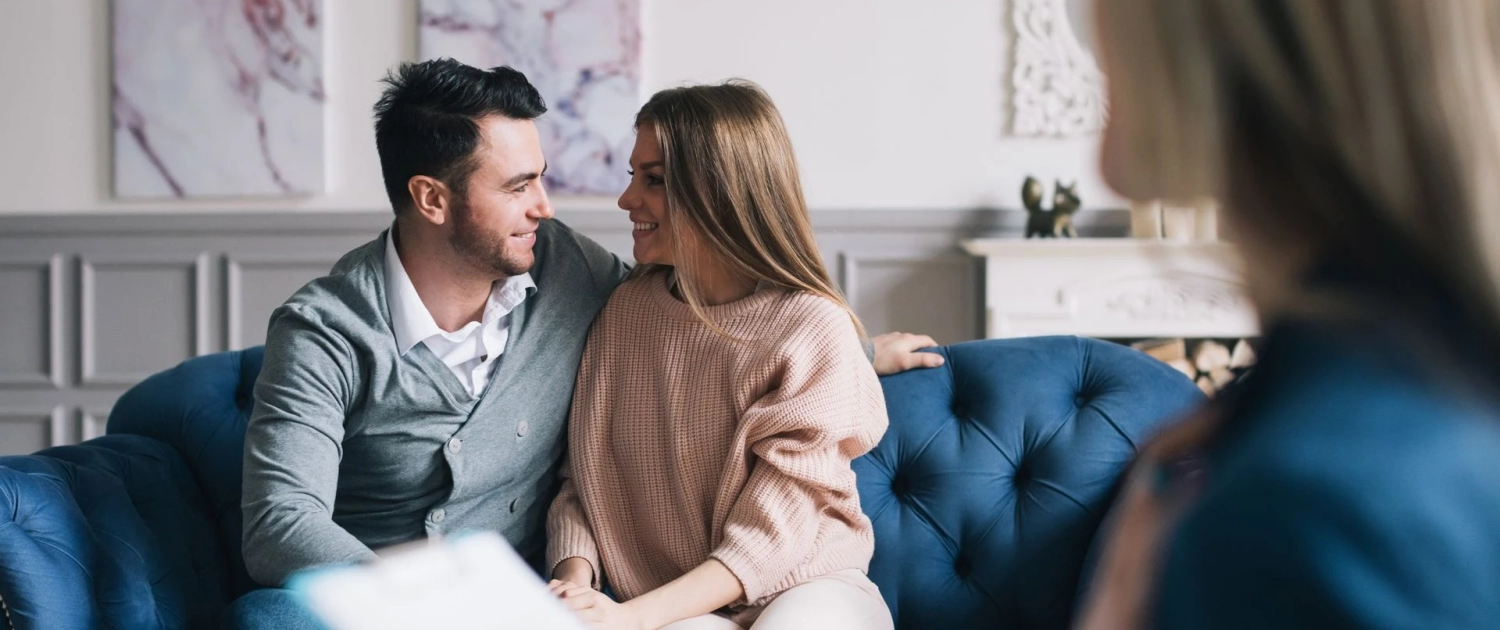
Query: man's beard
450 196 533 277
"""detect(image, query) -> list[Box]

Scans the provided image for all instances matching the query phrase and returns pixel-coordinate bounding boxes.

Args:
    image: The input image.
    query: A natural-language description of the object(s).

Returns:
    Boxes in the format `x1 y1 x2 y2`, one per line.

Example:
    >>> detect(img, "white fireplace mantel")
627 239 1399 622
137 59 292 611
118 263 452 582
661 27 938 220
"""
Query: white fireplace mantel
961 238 1260 339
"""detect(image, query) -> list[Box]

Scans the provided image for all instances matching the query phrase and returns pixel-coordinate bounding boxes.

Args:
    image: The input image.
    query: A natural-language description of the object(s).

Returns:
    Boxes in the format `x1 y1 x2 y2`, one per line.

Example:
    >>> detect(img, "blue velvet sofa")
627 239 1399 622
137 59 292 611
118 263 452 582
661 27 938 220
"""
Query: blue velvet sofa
0 336 1201 629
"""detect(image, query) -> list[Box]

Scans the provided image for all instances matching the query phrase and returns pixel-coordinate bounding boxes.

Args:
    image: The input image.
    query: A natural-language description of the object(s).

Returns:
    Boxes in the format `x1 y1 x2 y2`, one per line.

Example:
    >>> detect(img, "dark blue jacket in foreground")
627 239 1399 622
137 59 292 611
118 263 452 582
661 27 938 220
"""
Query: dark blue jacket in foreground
1154 322 1500 629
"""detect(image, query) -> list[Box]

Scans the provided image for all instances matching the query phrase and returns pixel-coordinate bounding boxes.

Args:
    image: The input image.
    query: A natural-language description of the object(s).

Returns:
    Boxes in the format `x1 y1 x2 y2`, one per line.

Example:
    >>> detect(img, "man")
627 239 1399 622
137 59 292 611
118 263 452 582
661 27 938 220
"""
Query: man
229 59 942 627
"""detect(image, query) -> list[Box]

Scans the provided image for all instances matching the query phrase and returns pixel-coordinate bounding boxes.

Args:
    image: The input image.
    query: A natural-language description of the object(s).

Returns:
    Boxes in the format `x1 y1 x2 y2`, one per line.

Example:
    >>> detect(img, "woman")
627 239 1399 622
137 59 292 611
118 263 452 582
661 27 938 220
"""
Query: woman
544 82 896 630
1077 1 1500 628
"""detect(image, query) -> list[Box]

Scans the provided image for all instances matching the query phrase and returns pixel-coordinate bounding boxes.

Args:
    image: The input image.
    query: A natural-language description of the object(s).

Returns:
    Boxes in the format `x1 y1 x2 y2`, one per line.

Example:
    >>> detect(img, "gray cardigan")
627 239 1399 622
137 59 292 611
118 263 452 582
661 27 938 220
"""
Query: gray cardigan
241 219 627 586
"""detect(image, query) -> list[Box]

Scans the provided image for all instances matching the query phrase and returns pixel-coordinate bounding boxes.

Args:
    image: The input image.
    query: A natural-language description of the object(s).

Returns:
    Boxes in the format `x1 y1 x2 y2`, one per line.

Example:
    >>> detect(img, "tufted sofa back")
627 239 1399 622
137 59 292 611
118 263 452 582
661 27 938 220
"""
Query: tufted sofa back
857 336 1203 630
0 338 1197 630
106 346 265 596
0 348 263 629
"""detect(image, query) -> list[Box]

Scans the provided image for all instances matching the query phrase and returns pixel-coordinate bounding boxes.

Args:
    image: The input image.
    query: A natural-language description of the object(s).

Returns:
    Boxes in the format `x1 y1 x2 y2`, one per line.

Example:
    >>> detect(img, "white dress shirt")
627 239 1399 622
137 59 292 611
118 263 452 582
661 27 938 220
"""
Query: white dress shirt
384 231 535 397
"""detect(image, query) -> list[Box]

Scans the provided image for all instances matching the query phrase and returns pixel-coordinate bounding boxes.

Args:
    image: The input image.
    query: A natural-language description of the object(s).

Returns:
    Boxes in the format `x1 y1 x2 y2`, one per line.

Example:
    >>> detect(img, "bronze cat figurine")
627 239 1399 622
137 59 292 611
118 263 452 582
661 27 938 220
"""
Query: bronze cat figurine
1022 176 1081 238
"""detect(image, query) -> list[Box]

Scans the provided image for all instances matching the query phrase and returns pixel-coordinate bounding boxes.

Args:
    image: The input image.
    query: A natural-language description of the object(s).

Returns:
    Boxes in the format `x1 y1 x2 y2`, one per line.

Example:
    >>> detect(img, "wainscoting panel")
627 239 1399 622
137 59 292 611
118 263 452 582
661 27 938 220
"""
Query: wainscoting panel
80 407 112 443
0 208 1128 449
0 407 66 456
227 254 346 349
0 255 63 388
841 254 980 346
79 252 212 386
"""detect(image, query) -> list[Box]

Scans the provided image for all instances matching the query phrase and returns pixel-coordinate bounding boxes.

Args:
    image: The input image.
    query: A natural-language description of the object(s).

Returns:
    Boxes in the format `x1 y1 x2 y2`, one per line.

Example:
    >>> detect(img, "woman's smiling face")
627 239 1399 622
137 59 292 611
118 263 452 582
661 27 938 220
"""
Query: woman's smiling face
618 123 677 265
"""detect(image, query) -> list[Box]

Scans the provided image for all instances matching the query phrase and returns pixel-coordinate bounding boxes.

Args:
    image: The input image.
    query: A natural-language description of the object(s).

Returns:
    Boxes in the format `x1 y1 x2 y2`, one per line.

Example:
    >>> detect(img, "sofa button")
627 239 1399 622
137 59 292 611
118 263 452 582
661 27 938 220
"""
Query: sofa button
891 474 911 500
517 421 530 438
448 437 463 454
954 555 973 578
510 498 520 513
431 508 446 523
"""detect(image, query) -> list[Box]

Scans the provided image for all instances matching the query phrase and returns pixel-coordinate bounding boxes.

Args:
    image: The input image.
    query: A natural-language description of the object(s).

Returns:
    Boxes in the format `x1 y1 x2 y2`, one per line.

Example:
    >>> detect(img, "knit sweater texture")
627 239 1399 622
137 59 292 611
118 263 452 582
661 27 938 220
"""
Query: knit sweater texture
547 272 888 607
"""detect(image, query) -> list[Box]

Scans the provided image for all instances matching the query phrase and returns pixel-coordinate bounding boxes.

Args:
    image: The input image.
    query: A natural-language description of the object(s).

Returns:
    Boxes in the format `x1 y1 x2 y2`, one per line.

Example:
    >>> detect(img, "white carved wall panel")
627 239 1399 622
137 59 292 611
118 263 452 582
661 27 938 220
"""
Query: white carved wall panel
1010 0 1108 137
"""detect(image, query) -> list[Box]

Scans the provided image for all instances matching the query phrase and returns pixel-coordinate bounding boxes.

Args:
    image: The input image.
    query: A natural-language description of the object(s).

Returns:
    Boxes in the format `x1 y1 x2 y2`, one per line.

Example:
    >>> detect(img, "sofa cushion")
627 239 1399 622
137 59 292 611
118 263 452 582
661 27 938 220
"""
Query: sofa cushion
860 336 1203 630
0 435 227 629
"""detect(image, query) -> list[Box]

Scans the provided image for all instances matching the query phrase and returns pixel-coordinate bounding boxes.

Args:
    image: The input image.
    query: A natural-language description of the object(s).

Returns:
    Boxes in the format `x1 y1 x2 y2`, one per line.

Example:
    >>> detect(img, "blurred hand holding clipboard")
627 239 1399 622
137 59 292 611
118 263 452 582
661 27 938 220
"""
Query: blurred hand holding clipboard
287 531 589 630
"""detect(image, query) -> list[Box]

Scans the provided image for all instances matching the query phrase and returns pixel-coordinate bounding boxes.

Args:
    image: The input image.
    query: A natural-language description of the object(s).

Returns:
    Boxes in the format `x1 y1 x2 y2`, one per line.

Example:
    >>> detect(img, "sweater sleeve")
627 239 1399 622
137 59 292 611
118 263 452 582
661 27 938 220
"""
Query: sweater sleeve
546 456 603 588
709 317 888 605
555 220 629 295
241 305 378 586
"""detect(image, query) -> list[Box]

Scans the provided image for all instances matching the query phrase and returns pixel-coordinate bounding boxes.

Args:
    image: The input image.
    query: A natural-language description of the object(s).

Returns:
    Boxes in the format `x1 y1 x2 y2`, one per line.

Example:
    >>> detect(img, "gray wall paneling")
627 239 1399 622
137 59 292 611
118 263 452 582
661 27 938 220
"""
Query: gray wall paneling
0 208 1127 450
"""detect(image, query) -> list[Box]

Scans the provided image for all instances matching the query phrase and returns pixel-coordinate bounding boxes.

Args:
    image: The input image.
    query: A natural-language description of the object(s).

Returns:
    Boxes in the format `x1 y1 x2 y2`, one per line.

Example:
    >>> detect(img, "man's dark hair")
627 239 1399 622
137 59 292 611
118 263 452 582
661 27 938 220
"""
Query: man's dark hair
373 59 547 214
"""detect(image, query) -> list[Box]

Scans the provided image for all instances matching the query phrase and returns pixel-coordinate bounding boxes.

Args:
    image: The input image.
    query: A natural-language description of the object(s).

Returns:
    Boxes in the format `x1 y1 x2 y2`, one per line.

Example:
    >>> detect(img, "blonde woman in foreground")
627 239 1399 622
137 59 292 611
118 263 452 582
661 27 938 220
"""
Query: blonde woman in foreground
1078 1 1500 628
544 81 896 630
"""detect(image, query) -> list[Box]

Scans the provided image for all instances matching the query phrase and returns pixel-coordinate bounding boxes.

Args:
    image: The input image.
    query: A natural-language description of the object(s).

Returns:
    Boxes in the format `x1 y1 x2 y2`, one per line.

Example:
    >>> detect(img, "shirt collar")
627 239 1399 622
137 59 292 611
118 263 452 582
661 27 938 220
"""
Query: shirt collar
384 228 536 355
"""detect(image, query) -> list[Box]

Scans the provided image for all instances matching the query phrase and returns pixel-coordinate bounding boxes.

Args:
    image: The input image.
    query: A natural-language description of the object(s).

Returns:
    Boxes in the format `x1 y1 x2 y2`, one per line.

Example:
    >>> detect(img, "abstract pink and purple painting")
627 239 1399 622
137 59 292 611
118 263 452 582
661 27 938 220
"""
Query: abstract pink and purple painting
420 0 641 196
112 0 325 198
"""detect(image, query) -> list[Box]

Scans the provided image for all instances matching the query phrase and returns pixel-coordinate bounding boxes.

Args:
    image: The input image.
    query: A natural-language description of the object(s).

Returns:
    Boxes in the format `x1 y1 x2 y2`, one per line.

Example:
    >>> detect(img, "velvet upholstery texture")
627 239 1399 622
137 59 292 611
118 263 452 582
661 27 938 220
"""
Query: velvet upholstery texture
0 338 1200 629
858 337 1202 629
0 349 262 629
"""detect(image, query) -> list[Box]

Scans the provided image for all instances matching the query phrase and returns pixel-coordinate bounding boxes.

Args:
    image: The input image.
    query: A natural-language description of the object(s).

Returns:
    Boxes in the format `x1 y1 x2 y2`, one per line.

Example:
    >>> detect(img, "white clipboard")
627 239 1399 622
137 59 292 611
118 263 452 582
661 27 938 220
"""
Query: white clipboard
287 531 589 630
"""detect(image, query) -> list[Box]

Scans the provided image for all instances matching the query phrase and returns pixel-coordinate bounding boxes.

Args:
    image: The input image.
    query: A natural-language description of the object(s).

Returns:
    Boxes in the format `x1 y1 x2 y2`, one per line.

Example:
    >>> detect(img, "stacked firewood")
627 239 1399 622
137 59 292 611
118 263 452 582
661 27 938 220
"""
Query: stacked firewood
1130 338 1258 397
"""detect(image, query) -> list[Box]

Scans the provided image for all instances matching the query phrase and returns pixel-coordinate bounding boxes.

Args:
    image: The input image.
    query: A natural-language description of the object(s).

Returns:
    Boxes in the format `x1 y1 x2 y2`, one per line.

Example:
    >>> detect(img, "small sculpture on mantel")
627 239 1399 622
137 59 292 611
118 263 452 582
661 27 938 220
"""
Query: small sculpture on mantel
1022 176 1082 238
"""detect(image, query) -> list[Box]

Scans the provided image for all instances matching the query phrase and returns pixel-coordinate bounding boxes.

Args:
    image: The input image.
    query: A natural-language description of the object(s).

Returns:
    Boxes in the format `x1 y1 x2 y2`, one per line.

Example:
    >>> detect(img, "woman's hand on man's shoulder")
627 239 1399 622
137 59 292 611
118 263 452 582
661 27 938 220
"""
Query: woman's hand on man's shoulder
872 332 945 375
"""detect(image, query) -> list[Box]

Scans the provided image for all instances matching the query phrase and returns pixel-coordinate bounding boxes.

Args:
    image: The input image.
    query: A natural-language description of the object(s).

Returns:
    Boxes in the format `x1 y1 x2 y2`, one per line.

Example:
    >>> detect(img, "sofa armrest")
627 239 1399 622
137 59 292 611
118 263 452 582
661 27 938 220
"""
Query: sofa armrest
0 436 231 629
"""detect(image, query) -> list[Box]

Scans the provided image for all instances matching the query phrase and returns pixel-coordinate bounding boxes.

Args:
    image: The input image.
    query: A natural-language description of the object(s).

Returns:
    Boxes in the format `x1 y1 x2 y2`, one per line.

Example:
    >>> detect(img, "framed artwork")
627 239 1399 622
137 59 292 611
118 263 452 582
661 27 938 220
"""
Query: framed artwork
420 0 642 196
112 0 326 198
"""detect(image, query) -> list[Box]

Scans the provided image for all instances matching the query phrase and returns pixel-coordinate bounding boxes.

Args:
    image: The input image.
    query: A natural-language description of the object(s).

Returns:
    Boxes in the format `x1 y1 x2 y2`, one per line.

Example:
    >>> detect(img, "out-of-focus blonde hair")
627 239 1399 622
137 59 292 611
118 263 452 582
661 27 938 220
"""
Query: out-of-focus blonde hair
1098 0 1500 391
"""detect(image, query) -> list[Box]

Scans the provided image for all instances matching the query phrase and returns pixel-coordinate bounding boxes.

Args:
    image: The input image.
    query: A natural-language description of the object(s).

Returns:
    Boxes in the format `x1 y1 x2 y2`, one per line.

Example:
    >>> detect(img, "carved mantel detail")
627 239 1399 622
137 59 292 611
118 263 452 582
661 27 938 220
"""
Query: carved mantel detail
961 239 1258 339
1097 278 1251 321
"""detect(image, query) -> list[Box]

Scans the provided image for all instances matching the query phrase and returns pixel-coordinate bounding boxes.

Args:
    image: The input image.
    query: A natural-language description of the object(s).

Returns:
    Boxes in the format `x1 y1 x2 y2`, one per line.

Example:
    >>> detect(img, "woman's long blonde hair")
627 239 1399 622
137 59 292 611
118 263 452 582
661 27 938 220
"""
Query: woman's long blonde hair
1099 0 1500 394
633 81 865 338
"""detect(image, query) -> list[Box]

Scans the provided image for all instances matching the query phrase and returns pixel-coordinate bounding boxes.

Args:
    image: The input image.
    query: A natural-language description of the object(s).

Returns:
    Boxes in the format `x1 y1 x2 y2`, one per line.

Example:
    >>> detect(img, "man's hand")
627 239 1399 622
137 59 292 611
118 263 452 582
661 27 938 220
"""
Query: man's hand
872 332 945 375
549 580 646 630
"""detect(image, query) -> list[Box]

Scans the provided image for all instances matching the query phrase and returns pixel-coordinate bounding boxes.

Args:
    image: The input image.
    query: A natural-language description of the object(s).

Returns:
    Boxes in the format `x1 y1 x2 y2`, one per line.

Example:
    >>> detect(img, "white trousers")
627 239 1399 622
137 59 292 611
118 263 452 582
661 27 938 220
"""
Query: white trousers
659 569 894 630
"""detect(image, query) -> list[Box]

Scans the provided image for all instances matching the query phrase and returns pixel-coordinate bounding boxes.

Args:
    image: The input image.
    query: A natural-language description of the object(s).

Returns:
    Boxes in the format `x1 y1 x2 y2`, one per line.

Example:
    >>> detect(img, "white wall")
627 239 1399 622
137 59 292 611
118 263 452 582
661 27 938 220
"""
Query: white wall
0 0 1119 214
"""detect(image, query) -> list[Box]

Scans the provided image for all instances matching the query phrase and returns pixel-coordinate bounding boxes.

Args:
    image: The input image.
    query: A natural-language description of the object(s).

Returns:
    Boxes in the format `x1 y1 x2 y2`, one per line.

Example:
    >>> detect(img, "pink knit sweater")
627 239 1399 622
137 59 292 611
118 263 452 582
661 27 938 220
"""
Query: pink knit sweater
546 272 888 608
